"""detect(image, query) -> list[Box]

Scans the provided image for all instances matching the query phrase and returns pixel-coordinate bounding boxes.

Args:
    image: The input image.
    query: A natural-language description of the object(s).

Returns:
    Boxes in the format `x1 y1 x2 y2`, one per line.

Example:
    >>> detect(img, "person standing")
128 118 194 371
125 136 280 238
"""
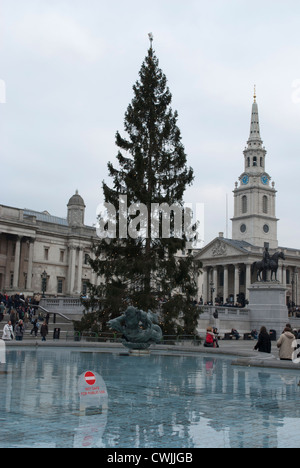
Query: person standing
2 321 14 341
10 309 17 330
40 320 48 342
254 326 271 353
277 327 295 361
0 302 5 322
15 320 25 341
30 318 39 337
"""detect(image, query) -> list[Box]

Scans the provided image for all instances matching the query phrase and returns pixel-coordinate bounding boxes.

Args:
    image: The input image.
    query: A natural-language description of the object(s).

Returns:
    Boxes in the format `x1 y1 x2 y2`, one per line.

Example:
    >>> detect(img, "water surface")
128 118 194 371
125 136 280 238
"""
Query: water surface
0 347 300 448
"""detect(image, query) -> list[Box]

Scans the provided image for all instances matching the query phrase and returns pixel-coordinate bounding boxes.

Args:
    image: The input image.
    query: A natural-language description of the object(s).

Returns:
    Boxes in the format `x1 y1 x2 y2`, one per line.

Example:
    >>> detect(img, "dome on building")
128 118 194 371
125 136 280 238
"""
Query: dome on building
67 190 85 207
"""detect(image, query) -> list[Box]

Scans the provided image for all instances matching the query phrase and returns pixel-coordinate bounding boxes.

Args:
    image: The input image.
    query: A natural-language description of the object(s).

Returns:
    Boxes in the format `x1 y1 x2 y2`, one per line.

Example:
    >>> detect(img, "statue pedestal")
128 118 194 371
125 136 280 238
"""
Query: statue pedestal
248 282 288 338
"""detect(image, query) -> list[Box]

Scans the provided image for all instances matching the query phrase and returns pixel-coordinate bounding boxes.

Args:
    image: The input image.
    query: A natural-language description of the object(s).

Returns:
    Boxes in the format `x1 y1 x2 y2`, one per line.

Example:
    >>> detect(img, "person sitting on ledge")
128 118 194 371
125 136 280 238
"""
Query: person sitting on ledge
231 328 240 340
204 327 218 348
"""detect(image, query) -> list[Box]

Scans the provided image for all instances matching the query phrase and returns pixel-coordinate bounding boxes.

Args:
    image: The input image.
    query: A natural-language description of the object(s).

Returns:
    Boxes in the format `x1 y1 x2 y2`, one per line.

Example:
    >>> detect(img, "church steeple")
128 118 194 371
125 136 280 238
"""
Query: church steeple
248 87 262 144
231 91 278 249
243 89 266 173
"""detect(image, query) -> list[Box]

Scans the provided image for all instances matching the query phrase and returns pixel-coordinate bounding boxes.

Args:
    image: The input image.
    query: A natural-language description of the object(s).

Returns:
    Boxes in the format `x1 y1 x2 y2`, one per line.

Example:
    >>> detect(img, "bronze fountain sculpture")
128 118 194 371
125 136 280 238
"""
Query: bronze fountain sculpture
108 306 162 351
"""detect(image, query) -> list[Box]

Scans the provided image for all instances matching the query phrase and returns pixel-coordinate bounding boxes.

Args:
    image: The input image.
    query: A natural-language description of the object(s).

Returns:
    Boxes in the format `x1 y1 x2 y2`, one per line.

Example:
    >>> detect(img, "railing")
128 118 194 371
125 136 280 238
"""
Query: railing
40 297 82 310
64 332 202 345
20 299 73 322
160 335 202 346
201 305 250 318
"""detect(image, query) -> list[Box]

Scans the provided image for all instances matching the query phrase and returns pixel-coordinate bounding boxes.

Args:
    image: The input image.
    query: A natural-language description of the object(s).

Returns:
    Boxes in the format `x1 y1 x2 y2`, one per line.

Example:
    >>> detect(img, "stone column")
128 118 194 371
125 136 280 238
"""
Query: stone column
223 265 228 303
27 239 35 290
76 247 83 294
282 266 287 285
245 263 251 302
292 267 298 307
13 236 22 289
278 265 282 284
68 246 77 295
234 264 240 305
202 267 208 304
213 267 218 304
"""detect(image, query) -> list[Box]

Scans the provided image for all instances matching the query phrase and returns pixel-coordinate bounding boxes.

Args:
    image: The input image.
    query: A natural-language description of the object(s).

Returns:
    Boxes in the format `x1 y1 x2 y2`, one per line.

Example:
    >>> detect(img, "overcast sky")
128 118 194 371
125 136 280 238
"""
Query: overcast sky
1 0 300 248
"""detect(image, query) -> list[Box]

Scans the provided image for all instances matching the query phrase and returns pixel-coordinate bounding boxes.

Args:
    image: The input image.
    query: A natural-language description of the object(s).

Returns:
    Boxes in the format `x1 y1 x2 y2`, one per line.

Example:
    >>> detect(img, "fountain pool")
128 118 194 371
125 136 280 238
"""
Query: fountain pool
0 347 300 448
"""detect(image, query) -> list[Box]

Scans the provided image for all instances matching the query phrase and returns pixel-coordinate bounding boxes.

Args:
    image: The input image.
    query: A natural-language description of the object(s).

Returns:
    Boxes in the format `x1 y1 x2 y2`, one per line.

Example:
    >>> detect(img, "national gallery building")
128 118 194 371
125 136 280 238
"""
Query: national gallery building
0 191 98 296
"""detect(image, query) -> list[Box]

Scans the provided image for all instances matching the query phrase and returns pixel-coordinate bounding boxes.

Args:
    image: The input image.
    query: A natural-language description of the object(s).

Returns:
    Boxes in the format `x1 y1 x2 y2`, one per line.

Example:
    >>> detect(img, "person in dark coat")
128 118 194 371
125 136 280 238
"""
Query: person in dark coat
254 326 271 353
40 320 48 342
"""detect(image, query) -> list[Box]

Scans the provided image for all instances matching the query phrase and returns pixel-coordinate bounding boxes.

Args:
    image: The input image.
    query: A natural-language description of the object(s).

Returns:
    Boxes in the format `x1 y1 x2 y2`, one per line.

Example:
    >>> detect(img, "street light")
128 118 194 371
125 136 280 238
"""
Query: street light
41 270 47 298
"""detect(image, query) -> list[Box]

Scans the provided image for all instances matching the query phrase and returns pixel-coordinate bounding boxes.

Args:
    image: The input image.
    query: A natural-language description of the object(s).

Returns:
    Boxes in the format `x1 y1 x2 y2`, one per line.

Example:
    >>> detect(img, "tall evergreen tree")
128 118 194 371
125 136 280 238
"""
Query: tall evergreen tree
80 43 201 335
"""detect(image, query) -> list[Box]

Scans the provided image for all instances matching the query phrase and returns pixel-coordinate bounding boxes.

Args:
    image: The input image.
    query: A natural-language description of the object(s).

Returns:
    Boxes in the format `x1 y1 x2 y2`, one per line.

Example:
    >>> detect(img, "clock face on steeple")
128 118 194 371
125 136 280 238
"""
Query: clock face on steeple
241 174 249 185
261 175 268 185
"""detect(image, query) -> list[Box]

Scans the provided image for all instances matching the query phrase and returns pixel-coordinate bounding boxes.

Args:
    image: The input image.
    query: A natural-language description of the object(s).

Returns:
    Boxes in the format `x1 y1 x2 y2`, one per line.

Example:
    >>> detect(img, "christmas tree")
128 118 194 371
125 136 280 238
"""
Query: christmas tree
79 37 201 336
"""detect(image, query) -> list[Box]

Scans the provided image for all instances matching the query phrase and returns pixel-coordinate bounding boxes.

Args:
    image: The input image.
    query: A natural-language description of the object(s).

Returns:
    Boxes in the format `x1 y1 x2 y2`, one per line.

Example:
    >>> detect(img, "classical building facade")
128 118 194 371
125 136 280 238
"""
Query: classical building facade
196 93 300 307
0 191 98 297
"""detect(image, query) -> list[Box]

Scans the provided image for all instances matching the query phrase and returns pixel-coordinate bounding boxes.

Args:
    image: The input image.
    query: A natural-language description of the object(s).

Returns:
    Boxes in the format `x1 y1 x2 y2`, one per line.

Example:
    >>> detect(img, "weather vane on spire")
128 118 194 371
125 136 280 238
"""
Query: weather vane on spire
148 32 153 48
254 84 256 103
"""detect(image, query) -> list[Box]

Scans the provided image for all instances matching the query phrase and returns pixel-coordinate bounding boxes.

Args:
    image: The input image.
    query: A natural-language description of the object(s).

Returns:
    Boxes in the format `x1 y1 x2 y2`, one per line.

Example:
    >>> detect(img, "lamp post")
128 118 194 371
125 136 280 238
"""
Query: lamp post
41 270 47 298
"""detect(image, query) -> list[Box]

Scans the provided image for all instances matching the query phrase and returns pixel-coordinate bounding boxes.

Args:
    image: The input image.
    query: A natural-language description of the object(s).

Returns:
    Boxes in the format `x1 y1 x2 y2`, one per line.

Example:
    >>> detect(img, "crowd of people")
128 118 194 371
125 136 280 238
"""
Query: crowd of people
0 292 49 342
203 323 300 361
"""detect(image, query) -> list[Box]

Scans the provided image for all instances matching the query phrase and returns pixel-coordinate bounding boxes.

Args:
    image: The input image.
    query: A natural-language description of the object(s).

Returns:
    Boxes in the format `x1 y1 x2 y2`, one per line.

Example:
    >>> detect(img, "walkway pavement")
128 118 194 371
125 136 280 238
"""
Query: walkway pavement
3 336 300 371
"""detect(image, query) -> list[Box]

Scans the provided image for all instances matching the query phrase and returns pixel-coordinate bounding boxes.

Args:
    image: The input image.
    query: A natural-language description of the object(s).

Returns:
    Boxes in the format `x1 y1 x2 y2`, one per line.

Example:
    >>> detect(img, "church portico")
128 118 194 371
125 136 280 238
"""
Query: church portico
201 243 256 306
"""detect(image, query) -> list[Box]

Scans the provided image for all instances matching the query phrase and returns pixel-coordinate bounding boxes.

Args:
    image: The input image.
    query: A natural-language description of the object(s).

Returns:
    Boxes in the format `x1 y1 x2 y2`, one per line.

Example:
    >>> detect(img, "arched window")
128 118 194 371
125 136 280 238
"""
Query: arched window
253 156 257 166
247 157 250 167
263 195 268 214
242 195 247 214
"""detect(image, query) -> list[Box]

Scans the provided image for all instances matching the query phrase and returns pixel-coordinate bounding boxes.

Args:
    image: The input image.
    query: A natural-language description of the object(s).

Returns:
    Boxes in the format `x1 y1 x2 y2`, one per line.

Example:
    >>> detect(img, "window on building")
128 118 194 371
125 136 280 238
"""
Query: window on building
84 253 90 265
242 195 247 214
263 195 268 214
44 248 49 261
57 278 64 294
286 269 290 285
253 157 257 166
60 250 65 262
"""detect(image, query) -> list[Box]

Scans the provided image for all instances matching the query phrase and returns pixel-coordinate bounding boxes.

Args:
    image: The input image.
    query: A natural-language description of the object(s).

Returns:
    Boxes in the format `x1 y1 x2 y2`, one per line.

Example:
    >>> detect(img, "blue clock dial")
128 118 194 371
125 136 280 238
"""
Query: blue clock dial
241 175 249 185
261 175 268 185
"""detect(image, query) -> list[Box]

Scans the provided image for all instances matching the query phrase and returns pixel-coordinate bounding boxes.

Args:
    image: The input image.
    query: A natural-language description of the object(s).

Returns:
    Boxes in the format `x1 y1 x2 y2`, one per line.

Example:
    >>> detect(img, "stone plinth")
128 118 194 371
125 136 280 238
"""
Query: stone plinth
248 282 288 338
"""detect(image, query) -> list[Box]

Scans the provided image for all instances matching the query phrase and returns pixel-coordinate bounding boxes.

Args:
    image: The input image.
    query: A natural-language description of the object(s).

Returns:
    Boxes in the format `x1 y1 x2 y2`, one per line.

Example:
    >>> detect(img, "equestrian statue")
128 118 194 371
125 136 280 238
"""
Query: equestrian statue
251 247 285 282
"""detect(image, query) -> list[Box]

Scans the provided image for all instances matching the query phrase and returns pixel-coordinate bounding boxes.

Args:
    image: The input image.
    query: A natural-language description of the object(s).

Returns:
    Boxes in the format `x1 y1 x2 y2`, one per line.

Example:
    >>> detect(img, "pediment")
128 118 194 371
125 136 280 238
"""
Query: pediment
195 237 251 261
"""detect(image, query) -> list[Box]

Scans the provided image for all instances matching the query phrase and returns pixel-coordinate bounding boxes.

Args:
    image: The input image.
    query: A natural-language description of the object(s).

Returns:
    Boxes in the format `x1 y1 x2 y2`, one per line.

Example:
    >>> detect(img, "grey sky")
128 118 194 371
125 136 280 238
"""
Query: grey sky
1 0 300 247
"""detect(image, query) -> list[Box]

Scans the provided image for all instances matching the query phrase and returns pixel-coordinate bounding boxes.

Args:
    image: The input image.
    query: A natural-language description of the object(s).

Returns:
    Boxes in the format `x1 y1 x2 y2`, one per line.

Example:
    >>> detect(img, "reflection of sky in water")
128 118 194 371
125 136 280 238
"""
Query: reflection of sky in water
1 348 300 448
